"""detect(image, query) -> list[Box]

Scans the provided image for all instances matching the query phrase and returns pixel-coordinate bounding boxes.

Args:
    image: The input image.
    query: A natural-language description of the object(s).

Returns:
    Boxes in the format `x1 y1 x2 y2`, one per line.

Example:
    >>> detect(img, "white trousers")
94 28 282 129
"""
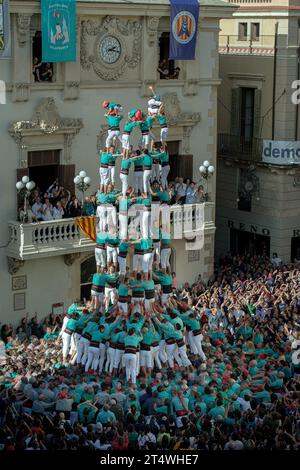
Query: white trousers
142 211 151 239
85 346 100 372
160 127 168 143
105 287 117 309
161 247 171 269
124 353 137 383
122 134 131 150
143 170 152 194
62 332 72 359
105 346 115 374
106 246 118 264
119 214 128 239
161 165 170 189
151 164 161 182
189 332 206 361
98 342 107 373
95 248 106 268
99 167 109 186
152 345 162 369
134 171 143 194
77 337 90 365
118 256 127 275
159 339 168 364
140 349 153 369
143 252 153 274
133 254 143 271
106 130 121 148
176 344 192 367
120 173 129 196
166 342 176 368
113 348 124 369
108 166 115 185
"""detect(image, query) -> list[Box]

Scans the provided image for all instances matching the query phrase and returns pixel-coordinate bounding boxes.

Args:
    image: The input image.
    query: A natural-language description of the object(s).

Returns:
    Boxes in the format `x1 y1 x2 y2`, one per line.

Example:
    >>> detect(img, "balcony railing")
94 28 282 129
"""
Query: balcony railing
6 203 215 261
219 35 275 56
218 133 263 161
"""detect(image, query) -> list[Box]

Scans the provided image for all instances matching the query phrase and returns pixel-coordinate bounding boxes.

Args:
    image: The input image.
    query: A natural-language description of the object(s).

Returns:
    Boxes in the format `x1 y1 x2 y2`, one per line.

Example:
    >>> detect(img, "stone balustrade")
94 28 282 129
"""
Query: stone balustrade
6 203 215 261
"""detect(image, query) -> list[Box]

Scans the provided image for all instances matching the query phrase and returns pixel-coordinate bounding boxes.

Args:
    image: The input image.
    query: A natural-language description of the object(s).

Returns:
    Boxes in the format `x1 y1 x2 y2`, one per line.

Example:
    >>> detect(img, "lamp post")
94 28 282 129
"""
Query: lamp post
16 176 36 222
199 160 215 201
74 171 91 214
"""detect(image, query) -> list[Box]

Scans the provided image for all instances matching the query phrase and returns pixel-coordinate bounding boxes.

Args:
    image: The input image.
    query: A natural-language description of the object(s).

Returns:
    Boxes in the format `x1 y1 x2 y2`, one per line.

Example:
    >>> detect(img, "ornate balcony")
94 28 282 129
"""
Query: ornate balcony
6 203 215 263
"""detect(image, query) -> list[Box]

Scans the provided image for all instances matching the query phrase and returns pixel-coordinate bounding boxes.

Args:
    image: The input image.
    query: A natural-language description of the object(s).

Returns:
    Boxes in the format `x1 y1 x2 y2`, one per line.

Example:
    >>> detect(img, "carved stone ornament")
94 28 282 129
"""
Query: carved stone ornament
12 83 30 103
9 97 83 148
146 16 160 47
80 16 142 81
64 253 81 266
163 92 201 125
162 93 201 155
16 14 32 46
64 81 80 101
7 257 25 275
97 125 109 153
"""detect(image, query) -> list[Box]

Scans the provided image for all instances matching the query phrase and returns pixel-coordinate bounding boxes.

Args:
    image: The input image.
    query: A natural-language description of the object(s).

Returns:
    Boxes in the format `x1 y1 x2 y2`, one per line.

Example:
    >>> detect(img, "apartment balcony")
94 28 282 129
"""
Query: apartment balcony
218 133 262 162
6 203 215 262
219 35 275 56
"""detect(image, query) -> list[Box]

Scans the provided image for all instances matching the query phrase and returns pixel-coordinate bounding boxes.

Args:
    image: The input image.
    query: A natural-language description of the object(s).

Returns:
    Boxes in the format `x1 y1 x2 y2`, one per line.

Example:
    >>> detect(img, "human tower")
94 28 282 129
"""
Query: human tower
60 87 206 384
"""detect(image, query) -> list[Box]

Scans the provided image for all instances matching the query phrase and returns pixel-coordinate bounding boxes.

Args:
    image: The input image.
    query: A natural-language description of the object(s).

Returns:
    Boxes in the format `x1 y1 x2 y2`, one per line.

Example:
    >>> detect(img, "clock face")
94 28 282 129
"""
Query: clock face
99 35 122 64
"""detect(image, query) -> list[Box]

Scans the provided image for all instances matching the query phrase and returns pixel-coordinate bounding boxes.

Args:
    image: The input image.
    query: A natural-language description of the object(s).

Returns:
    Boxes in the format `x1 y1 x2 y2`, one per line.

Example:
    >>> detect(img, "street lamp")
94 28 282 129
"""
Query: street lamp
74 170 91 213
16 176 36 222
199 160 215 201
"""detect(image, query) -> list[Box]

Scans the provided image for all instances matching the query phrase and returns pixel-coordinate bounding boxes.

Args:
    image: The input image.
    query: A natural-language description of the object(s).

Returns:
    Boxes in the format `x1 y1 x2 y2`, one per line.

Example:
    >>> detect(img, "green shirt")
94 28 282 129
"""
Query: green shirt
107 115 122 128
123 121 140 133
157 115 167 126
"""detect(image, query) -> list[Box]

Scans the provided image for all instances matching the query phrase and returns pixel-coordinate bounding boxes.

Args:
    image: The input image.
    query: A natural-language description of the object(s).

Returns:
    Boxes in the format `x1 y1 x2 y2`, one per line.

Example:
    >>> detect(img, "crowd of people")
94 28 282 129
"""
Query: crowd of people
0 254 299 451
5 94 299 451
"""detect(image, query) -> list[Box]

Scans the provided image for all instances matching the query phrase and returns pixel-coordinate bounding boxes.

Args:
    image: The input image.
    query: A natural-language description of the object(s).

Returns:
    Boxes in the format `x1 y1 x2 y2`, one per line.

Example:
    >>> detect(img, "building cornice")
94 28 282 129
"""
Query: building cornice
9 1 237 19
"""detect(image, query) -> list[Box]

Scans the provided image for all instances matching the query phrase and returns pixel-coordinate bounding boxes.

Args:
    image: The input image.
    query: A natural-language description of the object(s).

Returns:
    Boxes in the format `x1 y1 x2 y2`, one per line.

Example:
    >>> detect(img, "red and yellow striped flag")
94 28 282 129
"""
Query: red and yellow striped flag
76 216 96 242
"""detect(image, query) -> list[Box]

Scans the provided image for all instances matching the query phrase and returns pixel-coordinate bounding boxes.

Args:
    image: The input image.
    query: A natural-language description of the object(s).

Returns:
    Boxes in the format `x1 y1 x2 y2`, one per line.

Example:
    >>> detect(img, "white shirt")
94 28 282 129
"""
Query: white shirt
42 204 54 221
271 257 282 267
52 207 64 220
32 202 43 217
175 183 187 198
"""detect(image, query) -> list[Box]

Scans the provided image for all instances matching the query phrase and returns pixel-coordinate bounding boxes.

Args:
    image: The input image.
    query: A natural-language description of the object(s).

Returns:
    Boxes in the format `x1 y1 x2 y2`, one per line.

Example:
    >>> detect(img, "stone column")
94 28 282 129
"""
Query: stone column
274 17 299 140
12 13 32 102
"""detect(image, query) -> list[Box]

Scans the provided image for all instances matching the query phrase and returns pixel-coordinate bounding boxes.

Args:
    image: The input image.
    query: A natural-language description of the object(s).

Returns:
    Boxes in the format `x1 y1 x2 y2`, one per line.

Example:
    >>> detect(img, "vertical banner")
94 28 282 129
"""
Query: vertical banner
169 0 199 60
42 0 76 63
0 0 11 59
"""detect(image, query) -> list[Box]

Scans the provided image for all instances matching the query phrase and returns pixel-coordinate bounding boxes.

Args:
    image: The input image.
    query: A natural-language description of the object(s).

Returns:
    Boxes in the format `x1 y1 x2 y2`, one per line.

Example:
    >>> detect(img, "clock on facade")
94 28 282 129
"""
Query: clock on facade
99 35 122 64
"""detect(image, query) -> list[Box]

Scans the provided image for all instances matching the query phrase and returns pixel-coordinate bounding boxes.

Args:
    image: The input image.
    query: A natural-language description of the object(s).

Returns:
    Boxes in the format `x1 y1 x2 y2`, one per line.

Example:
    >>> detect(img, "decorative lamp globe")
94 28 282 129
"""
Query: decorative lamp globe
208 165 215 174
203 160 210 168
16 181 24 190
79 170 87 178
22 175 30 184
74 176 81 184
84 176 91 185
199 165 205 173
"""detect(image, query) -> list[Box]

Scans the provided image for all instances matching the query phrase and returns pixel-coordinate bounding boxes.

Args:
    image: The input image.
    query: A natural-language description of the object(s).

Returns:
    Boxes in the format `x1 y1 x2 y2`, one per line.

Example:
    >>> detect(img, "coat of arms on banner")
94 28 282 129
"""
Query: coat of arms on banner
49 5 70 47
172 11 196 45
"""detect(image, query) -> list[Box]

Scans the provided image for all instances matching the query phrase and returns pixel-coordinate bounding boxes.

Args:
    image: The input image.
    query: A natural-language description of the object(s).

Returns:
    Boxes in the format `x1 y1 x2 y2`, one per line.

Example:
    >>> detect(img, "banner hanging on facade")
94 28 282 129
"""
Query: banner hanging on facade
42 0 76 63
169 0 199 60
262 140 300 165
0 0 11 59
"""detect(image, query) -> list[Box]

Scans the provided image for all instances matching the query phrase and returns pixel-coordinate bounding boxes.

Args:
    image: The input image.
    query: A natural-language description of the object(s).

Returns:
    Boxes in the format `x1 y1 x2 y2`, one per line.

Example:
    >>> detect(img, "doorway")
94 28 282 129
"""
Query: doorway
80 256 96 302
230 228 270 257
291 237 300 262
29 165 59 195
